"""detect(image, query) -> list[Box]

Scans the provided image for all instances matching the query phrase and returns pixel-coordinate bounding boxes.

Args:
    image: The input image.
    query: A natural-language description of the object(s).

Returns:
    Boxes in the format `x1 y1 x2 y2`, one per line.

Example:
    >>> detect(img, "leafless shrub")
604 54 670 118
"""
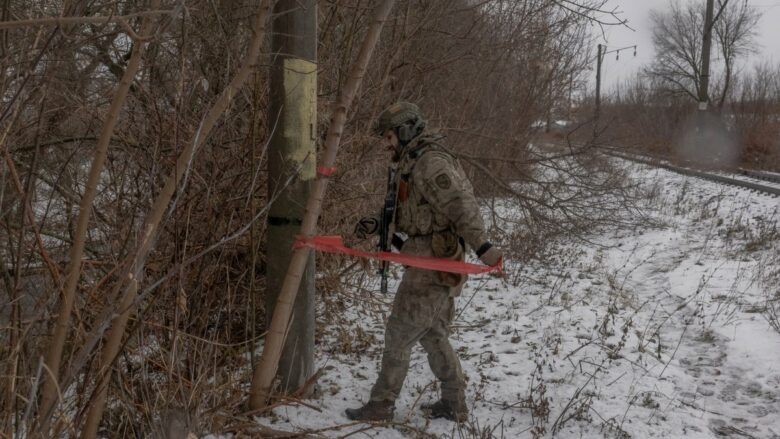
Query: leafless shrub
1 0 638 436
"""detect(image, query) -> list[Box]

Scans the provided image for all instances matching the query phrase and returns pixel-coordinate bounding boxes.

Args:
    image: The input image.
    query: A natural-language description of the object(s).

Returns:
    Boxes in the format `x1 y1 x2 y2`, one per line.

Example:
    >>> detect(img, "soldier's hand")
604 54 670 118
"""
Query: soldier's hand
354 216 379 240
477 242 503 267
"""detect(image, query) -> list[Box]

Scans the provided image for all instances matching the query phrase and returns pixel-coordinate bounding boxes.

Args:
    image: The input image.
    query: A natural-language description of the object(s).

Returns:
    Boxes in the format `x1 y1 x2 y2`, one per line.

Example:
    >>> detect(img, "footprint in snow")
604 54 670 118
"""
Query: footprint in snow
676 330 780 437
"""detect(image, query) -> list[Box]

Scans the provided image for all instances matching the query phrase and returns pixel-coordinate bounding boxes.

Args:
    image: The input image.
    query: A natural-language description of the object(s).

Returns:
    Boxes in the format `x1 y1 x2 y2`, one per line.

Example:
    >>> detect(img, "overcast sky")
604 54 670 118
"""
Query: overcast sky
592 0 780 91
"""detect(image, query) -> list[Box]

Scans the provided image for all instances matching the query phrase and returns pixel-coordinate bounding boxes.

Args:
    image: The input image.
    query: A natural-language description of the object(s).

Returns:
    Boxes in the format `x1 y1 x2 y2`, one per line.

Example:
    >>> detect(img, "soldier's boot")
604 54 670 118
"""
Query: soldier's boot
421 399 468 422
344 400 394 422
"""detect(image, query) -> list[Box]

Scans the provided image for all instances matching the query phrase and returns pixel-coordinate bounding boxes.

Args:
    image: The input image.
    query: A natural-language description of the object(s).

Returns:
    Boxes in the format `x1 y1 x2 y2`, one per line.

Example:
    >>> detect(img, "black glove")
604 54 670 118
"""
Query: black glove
354 216 379 240
476 242 503 266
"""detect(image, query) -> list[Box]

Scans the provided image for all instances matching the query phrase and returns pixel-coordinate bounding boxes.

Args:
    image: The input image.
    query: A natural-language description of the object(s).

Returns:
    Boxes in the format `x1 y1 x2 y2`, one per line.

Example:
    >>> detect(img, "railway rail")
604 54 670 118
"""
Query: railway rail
600 147 780 197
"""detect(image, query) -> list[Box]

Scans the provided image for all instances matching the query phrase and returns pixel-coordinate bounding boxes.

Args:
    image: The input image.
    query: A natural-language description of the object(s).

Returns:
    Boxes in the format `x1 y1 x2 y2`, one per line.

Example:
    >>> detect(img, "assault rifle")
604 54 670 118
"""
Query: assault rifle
378 166 398 295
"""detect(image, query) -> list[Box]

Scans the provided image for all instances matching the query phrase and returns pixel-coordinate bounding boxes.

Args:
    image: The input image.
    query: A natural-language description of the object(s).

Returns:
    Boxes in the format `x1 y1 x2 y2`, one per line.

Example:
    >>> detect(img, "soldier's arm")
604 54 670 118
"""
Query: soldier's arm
413 152 490 253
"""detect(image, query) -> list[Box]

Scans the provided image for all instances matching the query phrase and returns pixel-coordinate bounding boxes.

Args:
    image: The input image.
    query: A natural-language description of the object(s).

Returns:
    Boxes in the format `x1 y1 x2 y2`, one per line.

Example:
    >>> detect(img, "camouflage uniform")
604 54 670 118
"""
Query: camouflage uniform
369 135 488 410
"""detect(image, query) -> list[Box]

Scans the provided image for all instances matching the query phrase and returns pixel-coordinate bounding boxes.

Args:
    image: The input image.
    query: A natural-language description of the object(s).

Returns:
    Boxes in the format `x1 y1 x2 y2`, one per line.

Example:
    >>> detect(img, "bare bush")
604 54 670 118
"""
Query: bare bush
647 0 760 105
0 0 639 436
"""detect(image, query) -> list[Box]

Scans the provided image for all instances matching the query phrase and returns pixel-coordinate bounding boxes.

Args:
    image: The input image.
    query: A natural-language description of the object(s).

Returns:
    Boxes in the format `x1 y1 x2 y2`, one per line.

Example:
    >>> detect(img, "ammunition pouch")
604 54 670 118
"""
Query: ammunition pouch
431 230 466 291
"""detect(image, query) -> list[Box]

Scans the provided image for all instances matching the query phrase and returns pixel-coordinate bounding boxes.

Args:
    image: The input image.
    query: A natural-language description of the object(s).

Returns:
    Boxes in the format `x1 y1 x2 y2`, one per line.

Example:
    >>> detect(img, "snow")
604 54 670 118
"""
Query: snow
250 159 780 438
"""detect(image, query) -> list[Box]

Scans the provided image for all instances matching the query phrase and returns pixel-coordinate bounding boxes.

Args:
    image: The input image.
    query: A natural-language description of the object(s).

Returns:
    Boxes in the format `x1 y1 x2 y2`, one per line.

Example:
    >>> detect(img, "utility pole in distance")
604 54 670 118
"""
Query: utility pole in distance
595 44 603 121
594 44 636 123
698 0 716 112
266 0 317 394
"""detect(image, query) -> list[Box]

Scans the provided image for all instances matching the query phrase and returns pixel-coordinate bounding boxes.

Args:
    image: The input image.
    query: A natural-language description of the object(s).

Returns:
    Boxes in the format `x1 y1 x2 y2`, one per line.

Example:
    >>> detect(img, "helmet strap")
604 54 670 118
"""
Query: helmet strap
394 126 411 147
395 119 424 147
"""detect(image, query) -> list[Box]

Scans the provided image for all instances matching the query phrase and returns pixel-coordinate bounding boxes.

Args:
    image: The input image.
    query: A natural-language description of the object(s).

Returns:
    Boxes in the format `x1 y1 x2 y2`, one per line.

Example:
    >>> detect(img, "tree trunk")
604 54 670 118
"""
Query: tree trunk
718 60 732 110
80 280 137 439
249 0 397 411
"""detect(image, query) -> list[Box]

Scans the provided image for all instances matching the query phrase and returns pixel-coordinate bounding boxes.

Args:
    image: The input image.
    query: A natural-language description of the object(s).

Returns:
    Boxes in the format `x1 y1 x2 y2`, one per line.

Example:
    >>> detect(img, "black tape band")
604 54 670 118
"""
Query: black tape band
476 242 493 257
391 233 405 250
268 216 303 227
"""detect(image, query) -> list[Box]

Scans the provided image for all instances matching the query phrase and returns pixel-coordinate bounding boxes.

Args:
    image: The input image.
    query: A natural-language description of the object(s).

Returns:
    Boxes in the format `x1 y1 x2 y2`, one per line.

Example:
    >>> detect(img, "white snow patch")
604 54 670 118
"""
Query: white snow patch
242 159 780 438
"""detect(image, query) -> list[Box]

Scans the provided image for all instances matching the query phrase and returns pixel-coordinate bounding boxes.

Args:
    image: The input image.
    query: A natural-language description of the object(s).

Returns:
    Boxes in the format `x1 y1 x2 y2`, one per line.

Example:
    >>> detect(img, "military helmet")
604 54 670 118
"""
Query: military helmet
373 102 426 144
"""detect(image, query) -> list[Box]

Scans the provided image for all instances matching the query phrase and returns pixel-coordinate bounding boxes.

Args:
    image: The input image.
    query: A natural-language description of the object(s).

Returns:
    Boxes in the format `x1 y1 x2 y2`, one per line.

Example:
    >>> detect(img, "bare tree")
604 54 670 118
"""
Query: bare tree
713 0 761 108
647 0 761 104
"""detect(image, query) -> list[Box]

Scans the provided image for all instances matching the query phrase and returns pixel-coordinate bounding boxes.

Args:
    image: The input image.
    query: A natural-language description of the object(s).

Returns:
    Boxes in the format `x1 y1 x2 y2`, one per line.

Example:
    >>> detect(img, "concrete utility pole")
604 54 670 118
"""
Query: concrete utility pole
595 43 603 121
251 0 397 410
699 0 716 112
266 0 317 394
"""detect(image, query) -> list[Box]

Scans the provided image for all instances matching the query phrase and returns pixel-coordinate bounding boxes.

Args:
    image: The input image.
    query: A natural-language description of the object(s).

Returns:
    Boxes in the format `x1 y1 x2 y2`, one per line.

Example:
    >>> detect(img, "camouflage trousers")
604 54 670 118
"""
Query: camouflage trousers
369 237 467 406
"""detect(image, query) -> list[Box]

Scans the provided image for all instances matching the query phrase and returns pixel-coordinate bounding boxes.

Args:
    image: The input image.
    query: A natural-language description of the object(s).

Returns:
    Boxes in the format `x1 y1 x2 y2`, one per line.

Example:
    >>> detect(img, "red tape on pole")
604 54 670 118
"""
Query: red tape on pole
317 166 337 177
294 235 501 275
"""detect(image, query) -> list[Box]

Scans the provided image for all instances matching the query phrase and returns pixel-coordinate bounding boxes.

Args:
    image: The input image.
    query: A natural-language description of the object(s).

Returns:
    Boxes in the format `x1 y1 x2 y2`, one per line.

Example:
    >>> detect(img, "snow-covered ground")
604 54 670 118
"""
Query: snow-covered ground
257 160 780 438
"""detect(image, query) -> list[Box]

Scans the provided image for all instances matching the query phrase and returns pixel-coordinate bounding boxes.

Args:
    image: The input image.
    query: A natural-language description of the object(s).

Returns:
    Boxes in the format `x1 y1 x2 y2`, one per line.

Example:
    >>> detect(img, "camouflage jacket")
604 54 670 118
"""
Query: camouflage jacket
394 135 488 254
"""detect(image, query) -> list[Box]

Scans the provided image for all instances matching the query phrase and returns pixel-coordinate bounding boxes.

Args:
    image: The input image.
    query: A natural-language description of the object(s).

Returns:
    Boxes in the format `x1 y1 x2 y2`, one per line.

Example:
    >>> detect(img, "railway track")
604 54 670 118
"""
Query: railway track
738 168 780 185
600 148 780 197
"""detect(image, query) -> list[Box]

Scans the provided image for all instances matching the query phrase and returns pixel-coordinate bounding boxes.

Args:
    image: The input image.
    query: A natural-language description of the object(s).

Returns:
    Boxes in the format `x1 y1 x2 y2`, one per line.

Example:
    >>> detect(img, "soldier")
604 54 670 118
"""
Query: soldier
345 102 503 422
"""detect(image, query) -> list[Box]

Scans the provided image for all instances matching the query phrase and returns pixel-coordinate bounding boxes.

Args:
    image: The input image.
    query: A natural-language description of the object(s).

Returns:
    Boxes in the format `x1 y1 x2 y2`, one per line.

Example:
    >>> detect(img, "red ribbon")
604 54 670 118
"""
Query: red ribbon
317 166 337 177
294 235 501 275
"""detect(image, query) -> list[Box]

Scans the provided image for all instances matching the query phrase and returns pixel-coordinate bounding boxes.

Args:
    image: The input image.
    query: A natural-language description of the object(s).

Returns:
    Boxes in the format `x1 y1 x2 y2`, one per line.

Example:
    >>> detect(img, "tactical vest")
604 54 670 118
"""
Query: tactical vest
394 137 471 239
394 136 472 290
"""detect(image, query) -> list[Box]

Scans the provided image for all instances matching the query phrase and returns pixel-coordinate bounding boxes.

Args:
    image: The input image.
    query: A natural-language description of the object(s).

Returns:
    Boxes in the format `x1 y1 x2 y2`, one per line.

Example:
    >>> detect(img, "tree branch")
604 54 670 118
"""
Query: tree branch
0 10 174 31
